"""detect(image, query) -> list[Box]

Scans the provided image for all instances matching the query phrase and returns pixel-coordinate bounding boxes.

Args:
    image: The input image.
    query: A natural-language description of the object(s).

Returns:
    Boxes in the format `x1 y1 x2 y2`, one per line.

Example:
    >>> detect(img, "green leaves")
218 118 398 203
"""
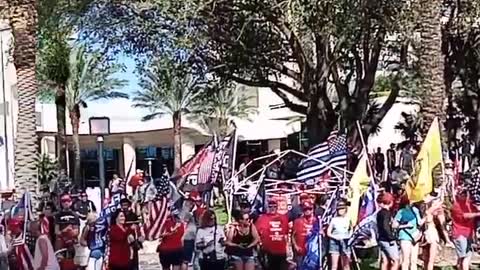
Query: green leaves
64 44 128 112
133 56 204 121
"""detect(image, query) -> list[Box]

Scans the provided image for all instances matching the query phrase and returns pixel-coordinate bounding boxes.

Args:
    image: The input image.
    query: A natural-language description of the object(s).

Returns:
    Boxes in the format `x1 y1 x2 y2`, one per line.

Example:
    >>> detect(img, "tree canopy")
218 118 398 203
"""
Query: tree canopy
78 0 415 148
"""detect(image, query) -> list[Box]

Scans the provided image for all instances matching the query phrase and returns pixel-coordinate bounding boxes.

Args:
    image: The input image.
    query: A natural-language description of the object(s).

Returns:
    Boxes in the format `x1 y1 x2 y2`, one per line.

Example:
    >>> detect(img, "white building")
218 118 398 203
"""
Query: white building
0 22 17 191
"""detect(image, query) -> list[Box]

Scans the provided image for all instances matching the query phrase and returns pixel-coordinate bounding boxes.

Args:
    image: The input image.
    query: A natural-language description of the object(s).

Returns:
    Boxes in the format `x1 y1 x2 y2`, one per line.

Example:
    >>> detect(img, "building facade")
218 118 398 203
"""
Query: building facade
0 22 17 191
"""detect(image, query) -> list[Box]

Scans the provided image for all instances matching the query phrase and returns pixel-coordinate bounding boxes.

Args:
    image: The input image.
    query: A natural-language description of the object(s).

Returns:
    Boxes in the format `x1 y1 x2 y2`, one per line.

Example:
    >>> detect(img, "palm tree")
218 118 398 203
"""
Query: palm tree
189 82 257 136
417 0 445 135
8 2 39 194
132 58 203 173
394 112 422 149
37 32 71 172
65 45 128 186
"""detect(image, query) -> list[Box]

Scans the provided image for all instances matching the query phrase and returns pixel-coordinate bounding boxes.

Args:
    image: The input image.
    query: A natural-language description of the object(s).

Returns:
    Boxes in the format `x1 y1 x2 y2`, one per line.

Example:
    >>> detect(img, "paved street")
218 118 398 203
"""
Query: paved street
139 253 161 270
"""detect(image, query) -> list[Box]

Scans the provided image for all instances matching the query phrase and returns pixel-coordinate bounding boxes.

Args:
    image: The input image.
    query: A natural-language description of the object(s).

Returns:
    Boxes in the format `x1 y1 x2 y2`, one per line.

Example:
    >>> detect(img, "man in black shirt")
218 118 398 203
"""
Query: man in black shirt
376 192 399 270
74 191 97 220
374 147 385 179
119 198 141 270
386 144 396 173
54 194 80 268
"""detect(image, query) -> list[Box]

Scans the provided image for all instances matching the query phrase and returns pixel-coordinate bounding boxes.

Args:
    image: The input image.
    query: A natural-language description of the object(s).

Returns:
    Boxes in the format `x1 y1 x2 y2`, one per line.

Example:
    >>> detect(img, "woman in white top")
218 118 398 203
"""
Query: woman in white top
30 220 60 270
195 210 226 270
327 200 351 270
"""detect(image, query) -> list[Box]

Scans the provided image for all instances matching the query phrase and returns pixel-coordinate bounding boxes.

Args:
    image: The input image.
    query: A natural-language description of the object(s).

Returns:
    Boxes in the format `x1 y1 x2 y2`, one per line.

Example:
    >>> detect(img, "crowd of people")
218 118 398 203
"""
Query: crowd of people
1 136 480 270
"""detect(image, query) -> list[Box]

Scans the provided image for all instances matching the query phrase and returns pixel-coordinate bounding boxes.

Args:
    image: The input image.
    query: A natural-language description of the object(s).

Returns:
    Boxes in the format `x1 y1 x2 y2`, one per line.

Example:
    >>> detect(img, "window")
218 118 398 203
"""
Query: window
35 112 42 127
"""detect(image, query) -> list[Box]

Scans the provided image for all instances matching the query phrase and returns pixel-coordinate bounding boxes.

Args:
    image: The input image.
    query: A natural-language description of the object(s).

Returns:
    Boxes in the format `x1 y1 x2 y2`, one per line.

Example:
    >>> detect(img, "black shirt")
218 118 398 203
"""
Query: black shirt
74 200 97 219
377 208 395 242
55 209 80 230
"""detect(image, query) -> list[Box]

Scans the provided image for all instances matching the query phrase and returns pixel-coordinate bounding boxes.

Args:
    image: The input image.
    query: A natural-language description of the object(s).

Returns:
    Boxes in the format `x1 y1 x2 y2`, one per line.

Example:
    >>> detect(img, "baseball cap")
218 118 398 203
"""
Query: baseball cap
189 191 202 201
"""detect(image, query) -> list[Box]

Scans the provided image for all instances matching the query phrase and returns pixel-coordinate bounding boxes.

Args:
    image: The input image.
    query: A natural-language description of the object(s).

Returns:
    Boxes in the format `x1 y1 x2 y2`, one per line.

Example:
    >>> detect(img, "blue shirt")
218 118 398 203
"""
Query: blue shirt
394 206 421 241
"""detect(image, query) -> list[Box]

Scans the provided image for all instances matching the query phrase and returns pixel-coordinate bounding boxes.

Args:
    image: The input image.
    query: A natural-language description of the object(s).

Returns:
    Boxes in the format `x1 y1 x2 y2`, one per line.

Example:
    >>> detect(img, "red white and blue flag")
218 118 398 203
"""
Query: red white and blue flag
144 196 170 241
297 131 347 182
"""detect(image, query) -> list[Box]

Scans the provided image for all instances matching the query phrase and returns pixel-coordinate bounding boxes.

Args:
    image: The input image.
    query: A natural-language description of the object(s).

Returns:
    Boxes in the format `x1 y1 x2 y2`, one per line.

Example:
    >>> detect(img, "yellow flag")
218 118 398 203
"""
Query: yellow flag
406 118 443 202
347 154 371 225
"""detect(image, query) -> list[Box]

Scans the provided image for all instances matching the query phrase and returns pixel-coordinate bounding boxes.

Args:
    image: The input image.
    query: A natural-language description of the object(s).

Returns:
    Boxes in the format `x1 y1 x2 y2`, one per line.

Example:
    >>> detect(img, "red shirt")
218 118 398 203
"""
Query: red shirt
255 213 289 255
452 199 476 239
292 216 315 256
158 218 185 251
109 224 133 268
193 205 207 222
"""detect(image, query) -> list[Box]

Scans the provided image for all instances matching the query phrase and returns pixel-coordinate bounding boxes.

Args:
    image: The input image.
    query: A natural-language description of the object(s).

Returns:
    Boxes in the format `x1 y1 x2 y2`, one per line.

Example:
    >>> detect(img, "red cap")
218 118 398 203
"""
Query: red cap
378 192 394 205
189 191 202 201
7 218 23 231
302 201 313 209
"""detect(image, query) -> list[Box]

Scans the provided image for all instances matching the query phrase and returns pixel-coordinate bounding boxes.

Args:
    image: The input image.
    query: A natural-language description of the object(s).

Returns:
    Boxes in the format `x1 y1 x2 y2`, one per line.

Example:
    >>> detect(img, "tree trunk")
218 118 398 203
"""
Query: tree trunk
173 111 182 173
10 2 39 195
55 86 67 173
305 77 335 147
70 107 82 187
418 0 445 136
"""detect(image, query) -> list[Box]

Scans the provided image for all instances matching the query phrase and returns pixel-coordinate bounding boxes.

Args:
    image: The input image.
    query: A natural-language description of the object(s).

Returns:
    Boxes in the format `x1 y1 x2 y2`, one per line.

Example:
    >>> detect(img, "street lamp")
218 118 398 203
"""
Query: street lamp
89 117 110 203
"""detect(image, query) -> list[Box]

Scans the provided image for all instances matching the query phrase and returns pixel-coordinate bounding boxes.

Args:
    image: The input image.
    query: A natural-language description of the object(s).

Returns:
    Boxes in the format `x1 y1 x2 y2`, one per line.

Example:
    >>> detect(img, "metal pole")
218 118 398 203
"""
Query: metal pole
0 34 9 189
97 136 105 203
148 160 152 177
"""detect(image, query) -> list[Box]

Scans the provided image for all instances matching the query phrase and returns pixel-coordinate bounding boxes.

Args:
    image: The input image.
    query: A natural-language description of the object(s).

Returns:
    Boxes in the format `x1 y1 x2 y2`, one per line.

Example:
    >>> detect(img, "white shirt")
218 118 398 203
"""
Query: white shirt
33 235 60 270
195 225 226 259
329 216 351 240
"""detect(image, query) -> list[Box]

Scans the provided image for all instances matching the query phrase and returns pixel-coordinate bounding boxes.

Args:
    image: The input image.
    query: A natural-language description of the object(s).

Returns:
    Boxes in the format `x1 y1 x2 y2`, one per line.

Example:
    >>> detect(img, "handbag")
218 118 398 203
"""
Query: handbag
203 224 217 262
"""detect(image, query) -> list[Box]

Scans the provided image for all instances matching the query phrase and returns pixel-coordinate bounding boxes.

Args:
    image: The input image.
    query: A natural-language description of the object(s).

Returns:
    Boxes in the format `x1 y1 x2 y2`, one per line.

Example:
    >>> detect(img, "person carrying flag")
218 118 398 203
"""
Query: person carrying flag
7 218 33 270
292 201 315 270
376 193 399 270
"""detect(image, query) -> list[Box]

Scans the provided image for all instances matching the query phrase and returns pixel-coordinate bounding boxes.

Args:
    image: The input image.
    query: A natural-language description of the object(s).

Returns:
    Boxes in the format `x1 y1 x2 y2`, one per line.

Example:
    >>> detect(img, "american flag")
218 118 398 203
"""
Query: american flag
297 131 348 182
40 215 49 235
198 143 216 185
348 181 379 247
11 236 33 270
143 196 170 241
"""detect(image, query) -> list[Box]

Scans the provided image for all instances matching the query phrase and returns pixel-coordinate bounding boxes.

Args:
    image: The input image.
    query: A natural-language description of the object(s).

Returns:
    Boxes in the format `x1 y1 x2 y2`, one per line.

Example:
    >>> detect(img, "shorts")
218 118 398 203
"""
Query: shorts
159 249 184 268
378 241 399 261
453 236 473 259
231 255 255 264
329 239 351 256
183 239 195 263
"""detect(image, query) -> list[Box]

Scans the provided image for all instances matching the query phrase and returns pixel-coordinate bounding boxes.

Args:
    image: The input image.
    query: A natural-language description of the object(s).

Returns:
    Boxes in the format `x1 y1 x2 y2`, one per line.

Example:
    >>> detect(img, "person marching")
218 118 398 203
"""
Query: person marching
292 200 315 270
327 199 351 270
54 194 80 270
157 211 185 270
226 209 260 270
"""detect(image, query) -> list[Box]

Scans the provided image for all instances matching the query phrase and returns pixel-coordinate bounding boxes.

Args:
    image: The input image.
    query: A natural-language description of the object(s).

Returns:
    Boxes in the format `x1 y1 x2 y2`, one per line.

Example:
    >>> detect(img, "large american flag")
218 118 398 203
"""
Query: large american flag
348 181 379 247
297 131 347 182
11 236 33 270
143 196 170 241
198 144 216 185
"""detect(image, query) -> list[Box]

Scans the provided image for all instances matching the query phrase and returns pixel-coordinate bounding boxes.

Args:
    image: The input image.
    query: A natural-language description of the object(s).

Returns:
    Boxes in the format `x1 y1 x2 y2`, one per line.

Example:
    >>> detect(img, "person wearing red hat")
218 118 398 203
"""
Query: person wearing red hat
255 198 288 270
189 192 207 225
129 170 144 195
7 218 34 270
292 201 315 269
376 193 399 270
54 194 80 270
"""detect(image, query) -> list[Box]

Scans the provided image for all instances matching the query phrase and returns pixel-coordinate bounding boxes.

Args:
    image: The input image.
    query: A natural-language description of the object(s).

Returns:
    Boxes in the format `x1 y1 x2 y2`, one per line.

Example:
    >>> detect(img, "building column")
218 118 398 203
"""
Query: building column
181 133 195 163
123 137 136 194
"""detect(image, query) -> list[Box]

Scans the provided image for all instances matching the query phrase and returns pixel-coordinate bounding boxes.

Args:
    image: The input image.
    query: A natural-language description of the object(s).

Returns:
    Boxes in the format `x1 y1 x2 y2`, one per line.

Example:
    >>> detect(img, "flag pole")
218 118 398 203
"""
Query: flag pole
228 129 238 222
355 121 375 180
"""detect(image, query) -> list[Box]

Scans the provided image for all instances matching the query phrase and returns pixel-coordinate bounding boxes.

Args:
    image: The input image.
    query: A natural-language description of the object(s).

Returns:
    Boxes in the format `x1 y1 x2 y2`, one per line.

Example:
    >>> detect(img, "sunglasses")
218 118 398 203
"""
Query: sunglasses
303 208 313 211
